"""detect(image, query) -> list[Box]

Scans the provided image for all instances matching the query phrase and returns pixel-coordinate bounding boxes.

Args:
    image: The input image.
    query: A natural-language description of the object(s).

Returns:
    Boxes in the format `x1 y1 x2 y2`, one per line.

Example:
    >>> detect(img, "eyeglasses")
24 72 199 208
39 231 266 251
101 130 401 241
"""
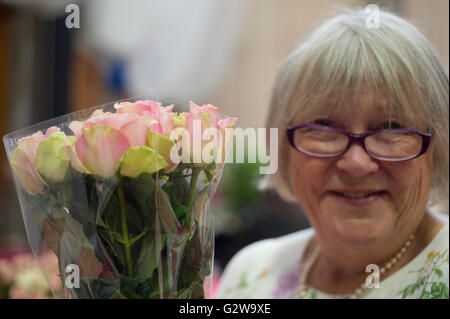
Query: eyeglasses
286 124 432 161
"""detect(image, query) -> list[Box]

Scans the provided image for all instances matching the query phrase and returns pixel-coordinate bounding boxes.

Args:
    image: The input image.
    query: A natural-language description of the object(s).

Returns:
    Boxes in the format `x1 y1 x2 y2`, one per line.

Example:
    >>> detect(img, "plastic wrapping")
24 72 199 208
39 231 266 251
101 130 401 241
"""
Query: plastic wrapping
3 98 237 299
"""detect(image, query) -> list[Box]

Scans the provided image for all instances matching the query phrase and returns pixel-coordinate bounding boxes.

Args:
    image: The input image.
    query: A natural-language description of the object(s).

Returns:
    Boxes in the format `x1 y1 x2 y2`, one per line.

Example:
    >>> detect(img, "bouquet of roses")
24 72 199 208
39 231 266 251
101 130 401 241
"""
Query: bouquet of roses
3 99 237 299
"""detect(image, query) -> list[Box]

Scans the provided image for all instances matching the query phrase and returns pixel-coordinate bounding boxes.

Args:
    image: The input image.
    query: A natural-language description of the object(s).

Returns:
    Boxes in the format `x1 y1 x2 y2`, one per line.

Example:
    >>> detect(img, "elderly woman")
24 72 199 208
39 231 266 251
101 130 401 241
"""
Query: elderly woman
216 9 449 299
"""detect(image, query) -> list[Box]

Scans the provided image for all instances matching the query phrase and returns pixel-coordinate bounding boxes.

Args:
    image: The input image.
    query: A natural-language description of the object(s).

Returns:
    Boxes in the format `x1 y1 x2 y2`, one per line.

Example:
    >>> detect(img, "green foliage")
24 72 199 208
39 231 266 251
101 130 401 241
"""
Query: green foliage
220 160 262 212
75 277 120 299
23 165 215 299
398 250 449 299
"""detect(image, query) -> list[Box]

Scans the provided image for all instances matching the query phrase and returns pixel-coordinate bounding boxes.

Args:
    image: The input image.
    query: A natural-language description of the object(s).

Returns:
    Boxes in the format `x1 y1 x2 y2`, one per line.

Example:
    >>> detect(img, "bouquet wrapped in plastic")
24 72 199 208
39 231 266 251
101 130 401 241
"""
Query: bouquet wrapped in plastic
3 99 237 299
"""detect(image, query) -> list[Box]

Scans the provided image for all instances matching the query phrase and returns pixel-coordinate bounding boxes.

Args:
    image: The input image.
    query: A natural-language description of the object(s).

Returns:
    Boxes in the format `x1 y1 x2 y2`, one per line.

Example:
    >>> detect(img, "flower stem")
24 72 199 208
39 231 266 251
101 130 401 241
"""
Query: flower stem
185 167 201 228
118 182 133 278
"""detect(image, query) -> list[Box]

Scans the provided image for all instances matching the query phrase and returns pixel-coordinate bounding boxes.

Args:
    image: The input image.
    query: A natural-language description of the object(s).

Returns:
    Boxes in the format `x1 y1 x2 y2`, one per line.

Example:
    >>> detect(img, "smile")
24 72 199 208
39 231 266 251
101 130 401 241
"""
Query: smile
329 190 388 206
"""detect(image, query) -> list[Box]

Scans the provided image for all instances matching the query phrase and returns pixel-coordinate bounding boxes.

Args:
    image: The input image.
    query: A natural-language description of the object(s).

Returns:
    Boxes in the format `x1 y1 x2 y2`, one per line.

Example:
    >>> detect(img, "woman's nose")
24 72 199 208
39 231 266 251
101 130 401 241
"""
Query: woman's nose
336 143 379 176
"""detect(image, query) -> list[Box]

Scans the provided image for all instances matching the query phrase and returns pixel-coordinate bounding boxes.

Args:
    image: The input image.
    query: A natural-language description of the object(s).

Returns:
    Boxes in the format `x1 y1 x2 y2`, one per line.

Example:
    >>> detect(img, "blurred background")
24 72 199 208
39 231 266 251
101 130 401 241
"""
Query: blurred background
0 0 448 298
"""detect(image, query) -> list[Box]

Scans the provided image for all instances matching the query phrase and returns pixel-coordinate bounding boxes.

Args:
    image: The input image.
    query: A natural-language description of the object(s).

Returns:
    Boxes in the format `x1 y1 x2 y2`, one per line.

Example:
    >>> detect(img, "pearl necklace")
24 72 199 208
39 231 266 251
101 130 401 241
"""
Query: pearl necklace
296 234 415 299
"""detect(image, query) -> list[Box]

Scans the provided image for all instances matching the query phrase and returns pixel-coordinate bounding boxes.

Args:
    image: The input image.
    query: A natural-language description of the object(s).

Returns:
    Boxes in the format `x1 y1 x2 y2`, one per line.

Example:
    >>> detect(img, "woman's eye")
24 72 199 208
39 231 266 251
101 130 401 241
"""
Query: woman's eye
313 119 332 126
382 121 402 129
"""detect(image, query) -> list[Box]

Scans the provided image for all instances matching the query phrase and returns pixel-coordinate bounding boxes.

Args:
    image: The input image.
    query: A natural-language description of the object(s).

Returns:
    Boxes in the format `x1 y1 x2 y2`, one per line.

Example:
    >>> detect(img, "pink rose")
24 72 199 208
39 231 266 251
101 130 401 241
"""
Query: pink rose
114 100 173 118
10 100 237 183
70 108 170 178
182 101 237 165
75 126 131 178
10 126 60 194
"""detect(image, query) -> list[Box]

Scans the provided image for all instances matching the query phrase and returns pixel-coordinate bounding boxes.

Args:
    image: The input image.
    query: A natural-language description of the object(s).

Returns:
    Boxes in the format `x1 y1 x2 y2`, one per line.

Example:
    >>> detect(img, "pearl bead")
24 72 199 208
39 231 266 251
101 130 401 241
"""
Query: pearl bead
296 232 414 299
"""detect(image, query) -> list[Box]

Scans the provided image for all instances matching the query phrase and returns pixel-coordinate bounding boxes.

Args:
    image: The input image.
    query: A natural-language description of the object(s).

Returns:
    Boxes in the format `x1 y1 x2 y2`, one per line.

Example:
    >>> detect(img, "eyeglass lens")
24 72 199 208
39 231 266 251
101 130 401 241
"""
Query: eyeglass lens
293 127 422 158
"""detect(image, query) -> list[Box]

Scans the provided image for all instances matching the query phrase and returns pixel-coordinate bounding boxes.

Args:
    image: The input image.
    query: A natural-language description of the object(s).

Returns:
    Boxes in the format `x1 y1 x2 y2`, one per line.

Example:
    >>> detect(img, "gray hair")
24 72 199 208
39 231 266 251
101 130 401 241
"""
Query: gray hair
266 8 449 213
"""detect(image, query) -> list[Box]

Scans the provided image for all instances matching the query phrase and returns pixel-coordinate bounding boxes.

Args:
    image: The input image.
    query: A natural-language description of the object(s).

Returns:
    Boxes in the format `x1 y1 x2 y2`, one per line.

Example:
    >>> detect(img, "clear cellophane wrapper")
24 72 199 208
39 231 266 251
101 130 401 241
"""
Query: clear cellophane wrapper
3 97 236 299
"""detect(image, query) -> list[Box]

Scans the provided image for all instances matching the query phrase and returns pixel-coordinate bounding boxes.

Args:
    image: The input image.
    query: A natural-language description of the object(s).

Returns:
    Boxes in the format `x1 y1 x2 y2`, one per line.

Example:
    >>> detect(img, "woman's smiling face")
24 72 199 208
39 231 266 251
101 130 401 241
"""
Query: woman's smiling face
289 98 434 247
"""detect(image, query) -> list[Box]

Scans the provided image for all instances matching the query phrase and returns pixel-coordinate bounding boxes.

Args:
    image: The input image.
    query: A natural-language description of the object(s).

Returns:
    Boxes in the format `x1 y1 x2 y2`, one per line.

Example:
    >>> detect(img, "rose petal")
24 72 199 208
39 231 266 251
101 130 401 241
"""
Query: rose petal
157 111 174 135
120 116 158 147
162 104 174 113
17 130 46 161
218 117 238 128
35 132 71 182
117 100 162 117
10 148 47 195
189 101 203 113
44 126 60 138
119 146 168 178
76 126 130 178
146 130 177 172
203 103 218 116
69 121 85 138
173 112 187 128
114 102 133 110
86 113 137 131
61 144 90 174
90 109 112 118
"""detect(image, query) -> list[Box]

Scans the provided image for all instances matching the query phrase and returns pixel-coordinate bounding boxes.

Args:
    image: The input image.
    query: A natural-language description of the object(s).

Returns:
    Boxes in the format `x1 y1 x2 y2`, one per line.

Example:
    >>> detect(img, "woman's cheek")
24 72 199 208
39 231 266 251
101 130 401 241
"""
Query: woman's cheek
289 156 303 197
289 152 324 211
289 151 313 190
383 158 432 215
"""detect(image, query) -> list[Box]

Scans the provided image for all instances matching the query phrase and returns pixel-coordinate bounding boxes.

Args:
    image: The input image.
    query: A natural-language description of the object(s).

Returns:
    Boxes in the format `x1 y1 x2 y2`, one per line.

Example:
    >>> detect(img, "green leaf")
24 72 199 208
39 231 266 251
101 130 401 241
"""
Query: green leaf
96 216 107 229
418 276 426 287
176 282 205 299
203 160 216 172
177 228 212 296
161 175 189 207
434 268 443 278
102 178 149 240
135 231 166 280
443 284 449 299
56 173 97 239
202 169 214 182
102 190 122 234
76 277 121 299
156 184 183 234
193 186 211 226
97 228 125 268
119 276 145 299
123 173 158 227
420 291 431 299
23 191 51 216
173 204 189 220
431 282 441 298
121 200 146 239
112 231 125 243
40 210 104 283
129 225 150 244
401 284 416 299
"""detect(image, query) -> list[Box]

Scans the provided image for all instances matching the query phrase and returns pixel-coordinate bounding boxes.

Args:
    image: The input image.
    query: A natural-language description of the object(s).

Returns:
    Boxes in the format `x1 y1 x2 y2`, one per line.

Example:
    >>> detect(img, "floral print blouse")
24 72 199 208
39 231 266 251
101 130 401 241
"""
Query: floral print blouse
216 221 449 299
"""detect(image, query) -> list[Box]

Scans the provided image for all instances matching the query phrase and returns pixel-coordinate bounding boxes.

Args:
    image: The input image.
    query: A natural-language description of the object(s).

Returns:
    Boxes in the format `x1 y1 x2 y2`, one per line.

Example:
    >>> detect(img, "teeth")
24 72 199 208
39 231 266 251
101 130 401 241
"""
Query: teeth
341 192 378 199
